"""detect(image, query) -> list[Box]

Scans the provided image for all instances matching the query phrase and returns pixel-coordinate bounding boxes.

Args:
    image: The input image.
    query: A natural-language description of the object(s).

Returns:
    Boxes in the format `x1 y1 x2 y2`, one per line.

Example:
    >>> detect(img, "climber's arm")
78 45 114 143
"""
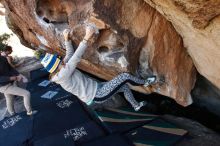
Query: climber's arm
62 25 97 77
65 39 88 70
63 29 74 63
63 41 75 63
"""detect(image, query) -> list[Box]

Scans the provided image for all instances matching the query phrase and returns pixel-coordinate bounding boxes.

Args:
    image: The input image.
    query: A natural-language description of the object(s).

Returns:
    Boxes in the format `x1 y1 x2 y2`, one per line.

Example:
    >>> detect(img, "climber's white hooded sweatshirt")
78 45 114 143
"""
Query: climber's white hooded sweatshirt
51 40 97 105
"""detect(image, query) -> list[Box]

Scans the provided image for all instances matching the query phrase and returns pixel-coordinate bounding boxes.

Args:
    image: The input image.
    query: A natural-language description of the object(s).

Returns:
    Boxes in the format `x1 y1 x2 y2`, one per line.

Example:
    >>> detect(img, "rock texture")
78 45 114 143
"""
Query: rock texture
144 0 220 91
1 0 197 106
0 4 5 16
192 74 220 117
163 115 220 146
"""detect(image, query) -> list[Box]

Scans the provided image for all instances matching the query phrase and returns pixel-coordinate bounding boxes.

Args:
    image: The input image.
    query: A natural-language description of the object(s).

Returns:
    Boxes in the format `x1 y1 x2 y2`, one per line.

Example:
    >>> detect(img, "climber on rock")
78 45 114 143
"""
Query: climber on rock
40 23 157 111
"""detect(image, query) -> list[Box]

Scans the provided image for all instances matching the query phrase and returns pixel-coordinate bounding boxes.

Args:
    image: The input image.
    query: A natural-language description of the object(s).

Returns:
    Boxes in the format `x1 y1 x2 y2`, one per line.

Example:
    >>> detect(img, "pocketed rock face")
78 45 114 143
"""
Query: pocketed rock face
2 0 196 106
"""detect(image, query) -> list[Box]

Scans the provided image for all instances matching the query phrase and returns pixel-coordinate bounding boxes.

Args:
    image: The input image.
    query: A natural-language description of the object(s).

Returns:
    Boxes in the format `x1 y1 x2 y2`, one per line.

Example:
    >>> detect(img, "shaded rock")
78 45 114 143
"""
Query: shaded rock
192 74 220 117
2 0 196 106
163 115 220 146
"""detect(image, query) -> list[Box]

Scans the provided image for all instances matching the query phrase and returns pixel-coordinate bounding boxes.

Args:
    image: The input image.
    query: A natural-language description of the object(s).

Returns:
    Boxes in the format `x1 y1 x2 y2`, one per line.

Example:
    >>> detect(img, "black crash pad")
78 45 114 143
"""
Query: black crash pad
30 68 49 81
33 121 105 146
33 132 76 146
30 85 77 109
27 78 55 93
82 134 133 146
32 100 91 141
125 118 188 146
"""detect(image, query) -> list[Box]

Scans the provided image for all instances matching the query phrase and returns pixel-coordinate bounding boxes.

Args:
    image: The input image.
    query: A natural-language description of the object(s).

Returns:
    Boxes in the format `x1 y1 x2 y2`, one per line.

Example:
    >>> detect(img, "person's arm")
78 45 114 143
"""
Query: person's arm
61 40 88 77
63 29 75 63
66 40 88 67
0 76 11 84
0 76 17 84
7 56 16 68
61 26 96 77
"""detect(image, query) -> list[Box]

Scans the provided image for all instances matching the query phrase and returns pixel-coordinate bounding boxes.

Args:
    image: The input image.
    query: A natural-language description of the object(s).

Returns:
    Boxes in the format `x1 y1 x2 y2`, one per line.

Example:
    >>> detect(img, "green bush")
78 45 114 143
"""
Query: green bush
0 33 12 51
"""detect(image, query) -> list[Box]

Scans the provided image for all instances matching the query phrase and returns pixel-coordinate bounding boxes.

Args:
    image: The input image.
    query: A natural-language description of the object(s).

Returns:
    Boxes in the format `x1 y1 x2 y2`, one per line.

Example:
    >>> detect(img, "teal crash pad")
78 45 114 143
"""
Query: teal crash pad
125 118 188 146
94 107 158 133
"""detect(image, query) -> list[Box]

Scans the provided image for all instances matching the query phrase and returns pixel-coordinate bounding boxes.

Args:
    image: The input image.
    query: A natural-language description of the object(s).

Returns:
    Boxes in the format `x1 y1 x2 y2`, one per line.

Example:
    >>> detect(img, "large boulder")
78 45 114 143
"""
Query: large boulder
144 0 220 92
1 0 197 106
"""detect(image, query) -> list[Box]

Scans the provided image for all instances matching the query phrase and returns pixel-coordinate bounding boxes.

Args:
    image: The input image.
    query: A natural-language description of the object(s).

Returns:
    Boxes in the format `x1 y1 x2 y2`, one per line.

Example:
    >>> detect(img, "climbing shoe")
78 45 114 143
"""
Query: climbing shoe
134 101 147 111
144 76 157 87
27 110 38 116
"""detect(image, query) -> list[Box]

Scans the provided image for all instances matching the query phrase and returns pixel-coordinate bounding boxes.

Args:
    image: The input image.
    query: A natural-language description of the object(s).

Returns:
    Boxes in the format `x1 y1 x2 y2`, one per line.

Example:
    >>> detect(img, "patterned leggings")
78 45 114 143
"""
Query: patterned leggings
94 73 147 108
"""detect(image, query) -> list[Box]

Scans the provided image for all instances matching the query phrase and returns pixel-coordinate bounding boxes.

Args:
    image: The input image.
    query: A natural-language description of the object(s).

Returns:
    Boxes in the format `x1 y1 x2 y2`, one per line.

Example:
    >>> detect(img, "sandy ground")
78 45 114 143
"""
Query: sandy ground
0 7 34 57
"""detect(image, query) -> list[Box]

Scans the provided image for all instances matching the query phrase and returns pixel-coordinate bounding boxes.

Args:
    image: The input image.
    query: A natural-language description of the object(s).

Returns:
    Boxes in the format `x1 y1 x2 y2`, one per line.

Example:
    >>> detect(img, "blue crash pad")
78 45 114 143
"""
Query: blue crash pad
0 113 33 146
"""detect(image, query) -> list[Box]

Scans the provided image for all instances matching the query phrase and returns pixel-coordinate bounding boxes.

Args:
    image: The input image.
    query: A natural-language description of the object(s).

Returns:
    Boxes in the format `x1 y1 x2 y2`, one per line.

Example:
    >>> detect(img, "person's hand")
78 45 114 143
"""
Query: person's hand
19 74 28 83
83 25 96 41
16 75 23 82
15 74 28 83
10 76 17 81
63 29 70 41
